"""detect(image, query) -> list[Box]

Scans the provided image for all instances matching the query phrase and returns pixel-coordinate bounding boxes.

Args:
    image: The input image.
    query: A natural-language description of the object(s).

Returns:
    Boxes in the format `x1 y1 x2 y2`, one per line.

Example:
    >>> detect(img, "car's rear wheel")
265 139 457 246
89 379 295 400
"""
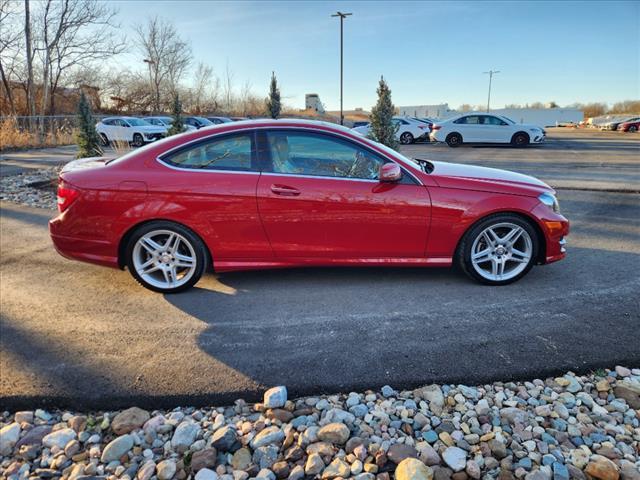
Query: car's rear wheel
628 125 638 133
400 132 414 144
126 222 207 293
132 133 144 147
457 214 539 285
511 132 530 147
99 133 109 147
446 133 462 147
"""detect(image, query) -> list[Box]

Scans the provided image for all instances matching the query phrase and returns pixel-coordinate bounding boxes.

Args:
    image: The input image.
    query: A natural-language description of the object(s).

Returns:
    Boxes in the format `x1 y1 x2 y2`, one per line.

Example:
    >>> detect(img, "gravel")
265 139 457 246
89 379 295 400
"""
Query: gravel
1 367 639 480
0 167 59 210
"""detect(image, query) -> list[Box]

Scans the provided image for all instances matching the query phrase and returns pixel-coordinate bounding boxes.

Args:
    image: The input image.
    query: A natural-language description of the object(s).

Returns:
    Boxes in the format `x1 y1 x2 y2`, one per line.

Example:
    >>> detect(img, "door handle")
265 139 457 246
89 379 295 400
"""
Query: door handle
270 184 300 196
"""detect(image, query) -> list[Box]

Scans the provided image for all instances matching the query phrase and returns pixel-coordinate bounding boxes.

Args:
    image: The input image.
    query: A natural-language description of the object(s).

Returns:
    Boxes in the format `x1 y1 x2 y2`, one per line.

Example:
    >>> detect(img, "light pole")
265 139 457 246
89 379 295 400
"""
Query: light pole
483 70 500 112
332 11 352 125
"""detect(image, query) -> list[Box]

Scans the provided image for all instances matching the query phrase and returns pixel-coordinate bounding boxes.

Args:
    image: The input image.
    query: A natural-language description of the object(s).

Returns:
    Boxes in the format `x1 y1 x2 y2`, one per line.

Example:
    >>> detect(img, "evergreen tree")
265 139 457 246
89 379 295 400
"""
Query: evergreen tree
266 71 281 119
75 92 102 158
168 94 185 136
368 76 398 150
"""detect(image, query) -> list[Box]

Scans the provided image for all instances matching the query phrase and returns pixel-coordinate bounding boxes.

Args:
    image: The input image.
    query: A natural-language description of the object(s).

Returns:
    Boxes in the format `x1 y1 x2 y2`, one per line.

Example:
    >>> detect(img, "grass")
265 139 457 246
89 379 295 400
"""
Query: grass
0 117 76 150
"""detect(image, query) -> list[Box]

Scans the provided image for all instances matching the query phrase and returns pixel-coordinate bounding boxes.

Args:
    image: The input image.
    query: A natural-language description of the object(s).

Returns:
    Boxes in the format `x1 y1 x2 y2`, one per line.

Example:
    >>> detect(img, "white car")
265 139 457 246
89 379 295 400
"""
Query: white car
352 116 430 144
144 116 197 133
430 113 545 147
96 117 167 147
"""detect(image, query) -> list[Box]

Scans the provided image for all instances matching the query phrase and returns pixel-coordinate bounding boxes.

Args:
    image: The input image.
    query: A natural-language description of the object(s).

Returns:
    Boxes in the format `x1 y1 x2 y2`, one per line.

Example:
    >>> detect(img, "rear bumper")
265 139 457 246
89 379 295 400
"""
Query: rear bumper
49 216 119 268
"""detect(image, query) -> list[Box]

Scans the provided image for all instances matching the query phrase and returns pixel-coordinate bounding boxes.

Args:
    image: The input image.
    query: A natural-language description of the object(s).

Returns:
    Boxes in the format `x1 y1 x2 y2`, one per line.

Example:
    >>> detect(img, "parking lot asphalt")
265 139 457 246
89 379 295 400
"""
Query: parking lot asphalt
1 130 639 410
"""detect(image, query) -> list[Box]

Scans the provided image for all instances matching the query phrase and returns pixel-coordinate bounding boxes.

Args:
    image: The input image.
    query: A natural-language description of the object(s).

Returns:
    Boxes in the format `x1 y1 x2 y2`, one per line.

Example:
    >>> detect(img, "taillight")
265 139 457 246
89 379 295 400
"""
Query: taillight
432 125 441 131
57 181 80 213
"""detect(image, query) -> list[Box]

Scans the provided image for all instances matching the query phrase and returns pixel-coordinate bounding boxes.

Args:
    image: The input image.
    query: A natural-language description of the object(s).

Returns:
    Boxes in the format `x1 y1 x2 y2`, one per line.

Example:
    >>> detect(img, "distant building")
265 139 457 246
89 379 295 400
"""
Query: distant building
305 93 325 114
398 104 453 119
399 103 583 126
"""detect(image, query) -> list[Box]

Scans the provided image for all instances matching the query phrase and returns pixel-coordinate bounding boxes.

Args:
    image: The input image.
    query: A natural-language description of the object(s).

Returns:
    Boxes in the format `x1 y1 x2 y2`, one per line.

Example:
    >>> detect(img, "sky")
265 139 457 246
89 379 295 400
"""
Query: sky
110 0 639 111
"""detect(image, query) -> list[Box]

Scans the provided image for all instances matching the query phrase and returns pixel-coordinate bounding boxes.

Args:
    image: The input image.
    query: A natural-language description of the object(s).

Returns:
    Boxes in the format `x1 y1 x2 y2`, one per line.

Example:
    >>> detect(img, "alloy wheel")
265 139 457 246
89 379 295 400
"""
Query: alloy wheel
132 229 197 290
470 222 533 281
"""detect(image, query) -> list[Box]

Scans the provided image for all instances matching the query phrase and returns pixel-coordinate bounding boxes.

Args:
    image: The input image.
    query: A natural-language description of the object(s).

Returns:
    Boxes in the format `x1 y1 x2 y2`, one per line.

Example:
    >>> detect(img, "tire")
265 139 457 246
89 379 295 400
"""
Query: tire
99 133 109 147
400 132 414 144
132 133 144 148
125 221 207 293
628 125 638 133
511 132 530 147
457 214 539 286
446 133 462 147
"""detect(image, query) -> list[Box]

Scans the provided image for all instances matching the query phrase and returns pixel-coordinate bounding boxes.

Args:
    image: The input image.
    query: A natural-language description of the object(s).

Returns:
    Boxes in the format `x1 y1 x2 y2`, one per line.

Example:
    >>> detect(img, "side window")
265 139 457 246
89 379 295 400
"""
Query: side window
465 116 480 125
485 116 507 126
161 133 255 171
454 117 467 124
266 131 383 180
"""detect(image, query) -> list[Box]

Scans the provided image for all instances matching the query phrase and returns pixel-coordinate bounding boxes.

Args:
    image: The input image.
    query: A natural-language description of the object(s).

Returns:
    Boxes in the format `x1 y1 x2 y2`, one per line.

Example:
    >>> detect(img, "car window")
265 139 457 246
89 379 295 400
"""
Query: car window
484 115 508 126
161 133 254 171
102 119 114 126
116 119 128 127
265 131 383 180
462 116 480 125
453 117 467 124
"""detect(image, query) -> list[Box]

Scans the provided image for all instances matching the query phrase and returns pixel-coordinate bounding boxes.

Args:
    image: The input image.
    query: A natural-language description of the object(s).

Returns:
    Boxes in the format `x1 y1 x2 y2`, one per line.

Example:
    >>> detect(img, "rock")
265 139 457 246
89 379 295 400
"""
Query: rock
614 383 640 409
489 439 508 460
417 443 441 466
321 458 351 479
381 385 396 398
251 426 285 448
195 468 219 480
620 462 640 480
584 456 619 480
65 439 80 457
264 386 288 408
68 415 87 432
615 366 631 377
288 465 305 480
395 458 434 480
466 461 480 480
442 447 467 472
475 399 490 416
272 461 290 479
101 434 134 462
192 448 218 471
137 460 156 480
211 426 237 451
254 445 279 469
112 407 150 435
422 386 445 414
553 463 569 480
317 423 350 444
172 421 200 453
305 453 325 476
569 449 589 470
0 423 21 455
596 380 610 392
14 411 34 424
387 444 419 464
256 469 276 480
157 459 177 480
42 427 77 449
231 448 252 470
15 425 51 449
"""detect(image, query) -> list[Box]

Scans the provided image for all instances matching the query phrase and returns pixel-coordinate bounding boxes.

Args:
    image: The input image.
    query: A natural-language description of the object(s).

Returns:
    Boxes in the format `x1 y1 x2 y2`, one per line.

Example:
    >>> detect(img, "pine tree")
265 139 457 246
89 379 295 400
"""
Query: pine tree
75 92 102 158
168 94 185 136
266 71 281 119
368 76 398 150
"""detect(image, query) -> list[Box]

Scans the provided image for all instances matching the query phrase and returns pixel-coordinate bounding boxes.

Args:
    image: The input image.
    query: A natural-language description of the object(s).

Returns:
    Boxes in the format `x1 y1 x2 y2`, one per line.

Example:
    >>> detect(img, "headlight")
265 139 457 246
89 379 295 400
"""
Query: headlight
539 192 560 213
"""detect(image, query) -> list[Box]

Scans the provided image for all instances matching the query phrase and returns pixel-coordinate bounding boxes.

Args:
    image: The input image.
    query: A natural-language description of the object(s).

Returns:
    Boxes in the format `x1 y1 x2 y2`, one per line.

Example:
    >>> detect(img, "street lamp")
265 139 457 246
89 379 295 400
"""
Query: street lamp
483 70 500 112
331 11 352 125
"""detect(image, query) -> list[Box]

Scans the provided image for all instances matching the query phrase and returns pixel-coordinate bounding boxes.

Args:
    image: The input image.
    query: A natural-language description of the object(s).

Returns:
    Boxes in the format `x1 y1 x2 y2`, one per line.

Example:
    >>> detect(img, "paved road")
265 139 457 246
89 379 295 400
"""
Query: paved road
1 186 639 410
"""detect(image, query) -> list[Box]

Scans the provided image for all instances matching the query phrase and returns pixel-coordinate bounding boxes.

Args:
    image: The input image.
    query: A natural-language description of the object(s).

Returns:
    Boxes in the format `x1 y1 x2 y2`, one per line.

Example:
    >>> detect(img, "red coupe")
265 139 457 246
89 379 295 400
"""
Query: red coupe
50 119 569 293
618 120 639 133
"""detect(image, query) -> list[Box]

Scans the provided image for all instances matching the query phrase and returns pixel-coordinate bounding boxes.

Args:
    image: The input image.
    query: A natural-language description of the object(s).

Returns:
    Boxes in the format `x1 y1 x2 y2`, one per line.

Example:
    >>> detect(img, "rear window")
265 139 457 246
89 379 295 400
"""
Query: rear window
160 133 255 171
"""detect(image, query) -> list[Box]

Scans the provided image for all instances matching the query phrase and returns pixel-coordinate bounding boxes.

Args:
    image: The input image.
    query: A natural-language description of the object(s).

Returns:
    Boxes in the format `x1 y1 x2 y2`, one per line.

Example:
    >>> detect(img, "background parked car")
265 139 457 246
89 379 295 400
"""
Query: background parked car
352 116 430 144
96 117 167 147
600 117 640 131
617 119 640 132
184 116 214 129
352 121 370 128
431 114 545 147
144 116 197 132
206 116 233 124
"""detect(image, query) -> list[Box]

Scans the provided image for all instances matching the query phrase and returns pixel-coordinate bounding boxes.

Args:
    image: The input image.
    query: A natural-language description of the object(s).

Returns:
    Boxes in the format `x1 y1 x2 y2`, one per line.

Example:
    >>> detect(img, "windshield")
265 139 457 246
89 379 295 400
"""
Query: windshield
499 116 515 124
194 117 213 126
127 118 151 126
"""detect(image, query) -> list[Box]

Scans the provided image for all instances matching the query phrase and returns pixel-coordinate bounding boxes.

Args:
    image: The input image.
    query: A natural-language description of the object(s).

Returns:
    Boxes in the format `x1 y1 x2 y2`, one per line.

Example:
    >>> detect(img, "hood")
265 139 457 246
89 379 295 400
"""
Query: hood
429 160 552 195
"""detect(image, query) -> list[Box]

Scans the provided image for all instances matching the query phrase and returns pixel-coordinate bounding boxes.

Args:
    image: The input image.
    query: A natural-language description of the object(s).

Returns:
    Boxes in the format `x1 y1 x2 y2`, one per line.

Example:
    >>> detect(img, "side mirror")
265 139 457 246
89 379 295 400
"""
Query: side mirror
379 163 402 182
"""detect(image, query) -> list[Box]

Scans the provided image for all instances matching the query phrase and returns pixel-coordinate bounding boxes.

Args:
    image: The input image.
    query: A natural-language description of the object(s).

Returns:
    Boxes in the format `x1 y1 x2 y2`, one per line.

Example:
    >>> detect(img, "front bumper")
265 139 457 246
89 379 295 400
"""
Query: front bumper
532 132 546 143
530 204 570 264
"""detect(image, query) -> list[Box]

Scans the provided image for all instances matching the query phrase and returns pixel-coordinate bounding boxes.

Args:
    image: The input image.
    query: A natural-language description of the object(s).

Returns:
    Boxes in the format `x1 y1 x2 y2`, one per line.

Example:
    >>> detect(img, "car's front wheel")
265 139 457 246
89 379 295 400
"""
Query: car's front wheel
511 132 530 147
132 133 145 147
126 221 207 293
458 214 539 285
400 132 414 144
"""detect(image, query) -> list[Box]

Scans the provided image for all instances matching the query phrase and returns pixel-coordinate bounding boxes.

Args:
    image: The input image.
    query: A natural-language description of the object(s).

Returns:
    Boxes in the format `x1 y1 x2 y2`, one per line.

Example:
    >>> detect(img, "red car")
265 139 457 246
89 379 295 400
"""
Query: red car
618 120 639 133
50 119 569 293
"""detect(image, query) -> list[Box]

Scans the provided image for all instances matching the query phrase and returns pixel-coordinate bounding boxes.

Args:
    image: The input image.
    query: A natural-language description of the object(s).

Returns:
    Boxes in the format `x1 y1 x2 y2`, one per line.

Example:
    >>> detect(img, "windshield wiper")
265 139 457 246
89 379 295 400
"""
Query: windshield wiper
412 157 434 174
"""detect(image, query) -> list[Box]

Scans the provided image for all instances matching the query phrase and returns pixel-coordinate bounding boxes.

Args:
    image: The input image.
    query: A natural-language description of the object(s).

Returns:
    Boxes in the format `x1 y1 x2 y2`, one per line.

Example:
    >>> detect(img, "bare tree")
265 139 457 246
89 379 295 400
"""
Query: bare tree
135 16 192 113
192 62 213 113
0 0 23 114
24 0 36 125
223 60 234 112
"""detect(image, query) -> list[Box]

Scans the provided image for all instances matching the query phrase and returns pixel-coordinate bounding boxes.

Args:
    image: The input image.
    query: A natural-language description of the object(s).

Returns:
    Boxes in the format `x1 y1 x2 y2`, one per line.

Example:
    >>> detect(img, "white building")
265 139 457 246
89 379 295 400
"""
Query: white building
399 104 583 126
305 93 325 114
